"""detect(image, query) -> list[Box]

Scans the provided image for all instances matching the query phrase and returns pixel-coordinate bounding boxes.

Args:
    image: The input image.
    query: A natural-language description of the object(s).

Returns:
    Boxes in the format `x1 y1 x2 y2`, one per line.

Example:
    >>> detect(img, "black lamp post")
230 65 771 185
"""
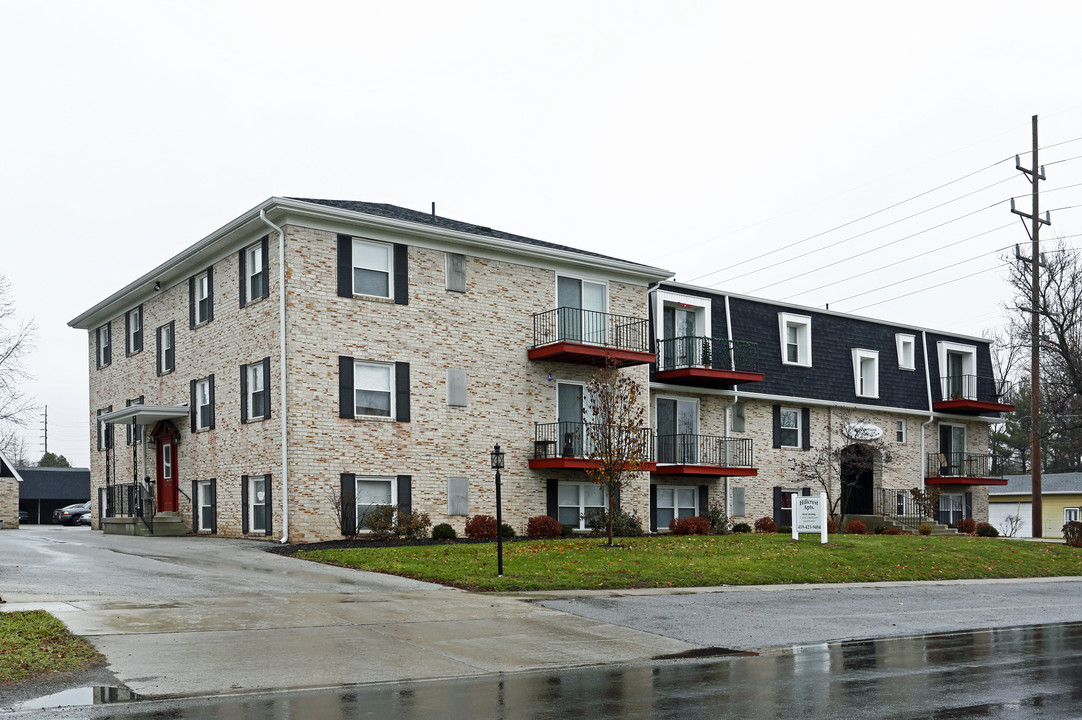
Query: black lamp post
491 443 505 577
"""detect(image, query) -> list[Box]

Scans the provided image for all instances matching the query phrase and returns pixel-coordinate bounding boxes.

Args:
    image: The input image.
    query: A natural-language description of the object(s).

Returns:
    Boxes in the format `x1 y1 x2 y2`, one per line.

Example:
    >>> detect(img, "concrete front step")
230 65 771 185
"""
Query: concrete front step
102 512 190 537
846 514 960 536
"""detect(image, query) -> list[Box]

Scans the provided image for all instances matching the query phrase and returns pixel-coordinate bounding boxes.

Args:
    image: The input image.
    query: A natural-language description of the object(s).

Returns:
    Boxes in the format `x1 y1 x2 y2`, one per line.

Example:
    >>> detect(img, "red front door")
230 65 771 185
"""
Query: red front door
152 422 179 513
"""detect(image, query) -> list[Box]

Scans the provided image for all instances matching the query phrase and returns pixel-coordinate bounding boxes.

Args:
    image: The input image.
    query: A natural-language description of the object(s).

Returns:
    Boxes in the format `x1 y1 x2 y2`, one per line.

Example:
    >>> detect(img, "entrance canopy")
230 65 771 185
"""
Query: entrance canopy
98 405 189 426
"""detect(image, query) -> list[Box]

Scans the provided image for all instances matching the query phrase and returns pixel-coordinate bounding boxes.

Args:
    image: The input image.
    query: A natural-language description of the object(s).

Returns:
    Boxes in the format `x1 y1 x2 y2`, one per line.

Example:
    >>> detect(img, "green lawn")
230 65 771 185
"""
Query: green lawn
298 534 1082 592
0 611 104 684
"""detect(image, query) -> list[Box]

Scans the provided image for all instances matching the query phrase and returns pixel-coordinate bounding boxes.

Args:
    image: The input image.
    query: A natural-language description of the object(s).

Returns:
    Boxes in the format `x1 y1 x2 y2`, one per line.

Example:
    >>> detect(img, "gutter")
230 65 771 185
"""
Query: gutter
724 295 738 516
920 330 935 491
260 209 289 544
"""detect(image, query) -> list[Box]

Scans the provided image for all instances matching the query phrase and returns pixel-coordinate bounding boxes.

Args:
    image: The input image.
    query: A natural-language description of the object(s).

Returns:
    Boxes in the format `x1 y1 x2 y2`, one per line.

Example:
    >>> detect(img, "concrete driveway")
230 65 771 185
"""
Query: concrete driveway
1 526 693 698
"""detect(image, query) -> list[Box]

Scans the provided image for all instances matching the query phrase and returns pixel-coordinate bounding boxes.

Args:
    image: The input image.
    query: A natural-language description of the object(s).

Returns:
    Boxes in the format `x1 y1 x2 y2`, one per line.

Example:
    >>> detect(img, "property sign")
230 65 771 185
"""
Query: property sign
792 493 828 544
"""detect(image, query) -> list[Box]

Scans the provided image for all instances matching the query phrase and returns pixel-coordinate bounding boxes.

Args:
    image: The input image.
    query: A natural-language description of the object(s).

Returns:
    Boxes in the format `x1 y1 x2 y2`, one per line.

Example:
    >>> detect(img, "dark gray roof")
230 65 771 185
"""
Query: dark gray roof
288 198 663 269
991 472 1082 495
16 467 90 500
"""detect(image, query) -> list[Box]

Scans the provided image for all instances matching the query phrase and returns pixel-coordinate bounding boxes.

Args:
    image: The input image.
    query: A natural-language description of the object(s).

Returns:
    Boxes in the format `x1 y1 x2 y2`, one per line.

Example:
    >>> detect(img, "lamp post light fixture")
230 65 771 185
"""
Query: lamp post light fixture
491 443 505 577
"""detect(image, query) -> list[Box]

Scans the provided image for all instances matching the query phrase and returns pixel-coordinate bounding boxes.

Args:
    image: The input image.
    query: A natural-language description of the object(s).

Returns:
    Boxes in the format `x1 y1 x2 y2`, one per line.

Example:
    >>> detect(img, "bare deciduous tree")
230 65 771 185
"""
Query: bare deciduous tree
0 274 35 461
583 358 650 546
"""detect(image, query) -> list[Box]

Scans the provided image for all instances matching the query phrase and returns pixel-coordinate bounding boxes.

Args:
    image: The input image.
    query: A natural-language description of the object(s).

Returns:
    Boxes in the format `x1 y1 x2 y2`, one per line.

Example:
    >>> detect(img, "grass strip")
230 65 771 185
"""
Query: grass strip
299 534 1082 592
0 610 104 684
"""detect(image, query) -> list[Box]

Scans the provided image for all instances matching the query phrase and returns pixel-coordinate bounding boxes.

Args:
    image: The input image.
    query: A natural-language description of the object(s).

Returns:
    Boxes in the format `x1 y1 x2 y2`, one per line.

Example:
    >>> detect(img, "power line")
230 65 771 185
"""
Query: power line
849 262 1008 312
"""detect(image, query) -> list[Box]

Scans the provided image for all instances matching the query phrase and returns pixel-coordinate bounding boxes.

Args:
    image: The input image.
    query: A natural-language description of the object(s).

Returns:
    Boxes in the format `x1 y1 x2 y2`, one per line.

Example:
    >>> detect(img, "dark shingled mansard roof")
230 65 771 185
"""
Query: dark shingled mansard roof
289 198 664 270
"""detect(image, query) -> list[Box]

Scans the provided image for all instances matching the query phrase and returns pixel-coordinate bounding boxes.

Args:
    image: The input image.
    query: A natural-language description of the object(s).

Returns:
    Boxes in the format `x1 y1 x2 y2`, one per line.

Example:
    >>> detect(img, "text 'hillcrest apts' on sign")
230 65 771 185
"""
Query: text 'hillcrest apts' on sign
792 493 828 544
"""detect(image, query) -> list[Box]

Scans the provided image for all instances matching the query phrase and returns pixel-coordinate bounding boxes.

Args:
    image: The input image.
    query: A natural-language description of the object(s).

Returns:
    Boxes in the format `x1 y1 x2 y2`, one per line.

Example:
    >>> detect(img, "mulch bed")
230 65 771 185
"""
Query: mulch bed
265 537 520 555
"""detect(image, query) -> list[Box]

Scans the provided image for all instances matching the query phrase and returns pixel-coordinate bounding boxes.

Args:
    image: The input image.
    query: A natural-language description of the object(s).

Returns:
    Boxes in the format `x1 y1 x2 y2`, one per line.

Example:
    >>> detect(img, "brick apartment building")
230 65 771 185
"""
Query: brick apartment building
69 198 1012 541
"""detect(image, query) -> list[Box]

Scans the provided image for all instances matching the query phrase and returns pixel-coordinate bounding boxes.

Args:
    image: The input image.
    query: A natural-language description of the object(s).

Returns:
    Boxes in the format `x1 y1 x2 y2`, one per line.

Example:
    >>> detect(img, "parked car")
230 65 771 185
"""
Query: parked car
77 513 92 526
19 510 30 524
53 501 91 526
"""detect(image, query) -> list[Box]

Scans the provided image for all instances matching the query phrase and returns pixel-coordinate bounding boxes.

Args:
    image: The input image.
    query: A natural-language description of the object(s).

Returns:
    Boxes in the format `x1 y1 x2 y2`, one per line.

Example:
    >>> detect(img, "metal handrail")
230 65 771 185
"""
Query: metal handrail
938 375 1012 404
656 336 758 374
871 487 931 532
654 433 753 467
104 482 154 534
533 421 653 460
925 453 1005 478
532 307 651 353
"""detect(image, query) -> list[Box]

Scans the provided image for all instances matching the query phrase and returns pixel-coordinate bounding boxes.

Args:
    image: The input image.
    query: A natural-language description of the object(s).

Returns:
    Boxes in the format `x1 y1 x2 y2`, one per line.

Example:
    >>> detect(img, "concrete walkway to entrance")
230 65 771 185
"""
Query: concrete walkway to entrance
0 527 693 698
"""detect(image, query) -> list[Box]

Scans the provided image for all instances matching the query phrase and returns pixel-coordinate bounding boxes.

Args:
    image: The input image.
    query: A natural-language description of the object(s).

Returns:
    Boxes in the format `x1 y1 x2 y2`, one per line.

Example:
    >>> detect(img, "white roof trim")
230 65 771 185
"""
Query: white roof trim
0 448 26 483
98 405 189 426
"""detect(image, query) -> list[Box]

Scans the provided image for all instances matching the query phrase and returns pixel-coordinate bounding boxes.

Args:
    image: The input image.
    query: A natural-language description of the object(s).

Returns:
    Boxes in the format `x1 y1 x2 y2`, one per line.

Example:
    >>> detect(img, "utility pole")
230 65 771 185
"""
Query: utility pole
1011 115 1050 537
41 405 47 455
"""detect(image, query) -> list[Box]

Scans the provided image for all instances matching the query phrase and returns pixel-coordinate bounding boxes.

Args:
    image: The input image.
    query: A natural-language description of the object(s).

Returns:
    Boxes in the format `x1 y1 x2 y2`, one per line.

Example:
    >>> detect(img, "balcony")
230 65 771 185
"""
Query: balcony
925 452 1008 485
652 434 757 477
655 337 764 387
530 422 656 470
529 308 655 367
933 375 1014 414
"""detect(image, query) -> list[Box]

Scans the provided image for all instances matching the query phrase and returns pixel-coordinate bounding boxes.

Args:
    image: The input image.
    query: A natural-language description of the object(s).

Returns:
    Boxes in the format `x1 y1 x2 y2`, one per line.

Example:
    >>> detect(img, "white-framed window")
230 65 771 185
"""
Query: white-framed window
246 241 265 302
354 361 394 418
96 323 111 368
896 419 907 443
249 475 268 534
852 348 879 398
557 481 605 530
197 480 216 532
127 306 142 355
780 407 800 448
656 396 699 464
247 362 266 420
356 476 397 530
126 397 143 445
352 239 392 298
157 321 174 375
896 333 915 371
445 252 466 292
656 485 698 530
1065 508 1080 524
556 275 607 344
939 492 964 526
731 401 746 433
195 271 211 324
778 313 812 367
936 341 977 400
196 377 213 430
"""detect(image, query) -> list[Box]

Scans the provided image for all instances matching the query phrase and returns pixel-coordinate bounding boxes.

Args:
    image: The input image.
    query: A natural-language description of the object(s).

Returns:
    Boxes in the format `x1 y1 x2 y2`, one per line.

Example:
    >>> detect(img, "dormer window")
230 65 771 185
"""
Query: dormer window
896 333 915 371
852 349 879 398
779 313 811 367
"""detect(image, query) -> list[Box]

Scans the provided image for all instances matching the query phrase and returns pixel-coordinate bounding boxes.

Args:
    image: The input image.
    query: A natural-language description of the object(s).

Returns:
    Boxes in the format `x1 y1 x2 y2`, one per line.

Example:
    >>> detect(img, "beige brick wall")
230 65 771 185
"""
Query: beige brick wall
0 476 17 529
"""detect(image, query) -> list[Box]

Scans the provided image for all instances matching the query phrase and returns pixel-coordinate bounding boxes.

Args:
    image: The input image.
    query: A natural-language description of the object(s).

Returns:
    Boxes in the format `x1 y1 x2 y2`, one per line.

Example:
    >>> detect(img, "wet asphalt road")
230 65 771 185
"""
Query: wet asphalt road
12 622 1082 719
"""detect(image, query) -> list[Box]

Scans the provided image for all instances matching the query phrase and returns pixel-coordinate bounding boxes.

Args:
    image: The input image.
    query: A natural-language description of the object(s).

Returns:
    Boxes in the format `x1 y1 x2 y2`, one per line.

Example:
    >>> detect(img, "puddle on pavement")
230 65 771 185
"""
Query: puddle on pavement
14 685 141 710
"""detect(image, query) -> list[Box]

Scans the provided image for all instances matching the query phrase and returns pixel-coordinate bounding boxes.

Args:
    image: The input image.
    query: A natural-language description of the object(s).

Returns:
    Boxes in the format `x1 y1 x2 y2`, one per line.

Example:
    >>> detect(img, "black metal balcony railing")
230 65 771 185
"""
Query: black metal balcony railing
938 375 1012 404
926 452 1005 478
104 482 154 534
533 421 653 460
871 487 929 532
656 337 759 374
532 307 651 353
655 433 754 467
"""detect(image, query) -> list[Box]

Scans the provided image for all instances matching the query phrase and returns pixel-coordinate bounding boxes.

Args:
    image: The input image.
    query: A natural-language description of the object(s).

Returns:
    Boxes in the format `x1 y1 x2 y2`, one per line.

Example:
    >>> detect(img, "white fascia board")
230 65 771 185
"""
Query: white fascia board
70 197 674 329
659 280 991 345
0 448 26 483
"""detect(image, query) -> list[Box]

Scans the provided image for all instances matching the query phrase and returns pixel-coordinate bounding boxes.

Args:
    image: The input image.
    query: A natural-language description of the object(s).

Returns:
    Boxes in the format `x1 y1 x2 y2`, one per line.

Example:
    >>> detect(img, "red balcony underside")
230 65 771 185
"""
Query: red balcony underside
527 342 656 367
652 464 758 478
925 476 1009 486
528 457 657 471
932 399 1015 415
655 367 765 387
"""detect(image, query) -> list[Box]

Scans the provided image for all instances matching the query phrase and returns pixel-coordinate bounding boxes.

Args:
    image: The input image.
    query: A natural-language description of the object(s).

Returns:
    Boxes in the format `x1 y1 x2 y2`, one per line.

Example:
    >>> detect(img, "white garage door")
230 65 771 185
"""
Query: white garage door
989 502 1031 538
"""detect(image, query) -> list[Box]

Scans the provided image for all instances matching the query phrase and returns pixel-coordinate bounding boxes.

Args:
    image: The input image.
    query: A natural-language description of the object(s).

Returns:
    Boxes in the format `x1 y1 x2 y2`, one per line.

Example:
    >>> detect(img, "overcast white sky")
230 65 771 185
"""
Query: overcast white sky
2 1 1080 467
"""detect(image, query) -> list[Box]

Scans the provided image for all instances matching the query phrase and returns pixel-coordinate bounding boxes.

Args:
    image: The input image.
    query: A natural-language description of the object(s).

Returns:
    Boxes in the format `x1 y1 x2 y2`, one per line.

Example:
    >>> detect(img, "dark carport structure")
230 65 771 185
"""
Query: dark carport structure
17 466 90 524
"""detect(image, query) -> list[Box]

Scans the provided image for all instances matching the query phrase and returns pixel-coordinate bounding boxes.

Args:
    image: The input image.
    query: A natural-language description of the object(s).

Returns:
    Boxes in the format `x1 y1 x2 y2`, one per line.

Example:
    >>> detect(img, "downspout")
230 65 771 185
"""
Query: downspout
260 209 289 544
724 295 738 513
920 330 934 493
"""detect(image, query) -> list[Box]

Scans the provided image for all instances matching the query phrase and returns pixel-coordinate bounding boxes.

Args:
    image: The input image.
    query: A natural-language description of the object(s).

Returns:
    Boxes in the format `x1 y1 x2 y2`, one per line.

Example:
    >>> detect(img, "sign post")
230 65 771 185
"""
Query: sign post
792 492 828 544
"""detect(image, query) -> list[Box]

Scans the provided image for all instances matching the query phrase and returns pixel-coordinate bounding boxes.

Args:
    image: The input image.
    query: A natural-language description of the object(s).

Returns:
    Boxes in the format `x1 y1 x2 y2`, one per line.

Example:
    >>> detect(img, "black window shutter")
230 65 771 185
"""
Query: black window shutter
206 267 214 322
190 379 197 433
339 356 354 419
189 276 196 328
395 362 410 422
546 479 559 520
125 312 131 356
238 247 247 309
802 487 811 497
772 405 782 449
397 475 412 515
97 408 103 451
240 364 248 424
341 473 356 536
125 399 132 445
260 235 270 299
156 326 163 376
773 487 783 526
964 492 973 519
393 243 408 305
208 374 215 430
191 480 198 531
337 234 352 297
241 475 249 533
210 479 217 533
105 406 113 449
264 474 273 536
167 321 175 371
698 485 709 514
801 407 811 450
263 357 272 419
649 483 658 532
